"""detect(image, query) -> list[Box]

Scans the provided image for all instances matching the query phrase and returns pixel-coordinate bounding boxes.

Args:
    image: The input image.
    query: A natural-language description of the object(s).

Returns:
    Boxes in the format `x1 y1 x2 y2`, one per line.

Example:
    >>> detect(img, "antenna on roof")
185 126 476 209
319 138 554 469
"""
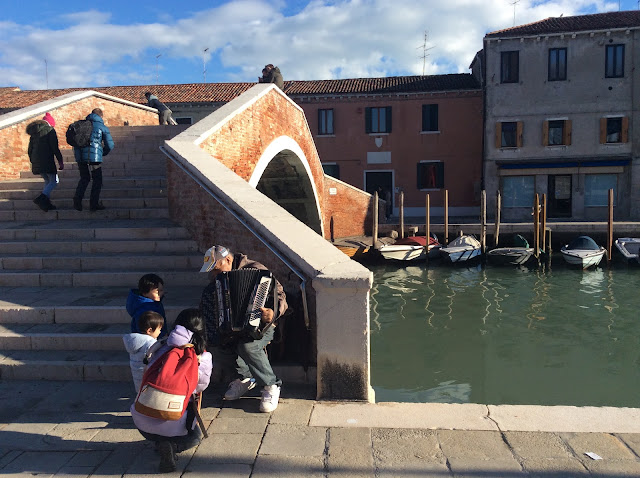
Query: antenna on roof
203 48 209 83
510 0 521 27
417 31 435 75
155 54 162 85
44 59 48 90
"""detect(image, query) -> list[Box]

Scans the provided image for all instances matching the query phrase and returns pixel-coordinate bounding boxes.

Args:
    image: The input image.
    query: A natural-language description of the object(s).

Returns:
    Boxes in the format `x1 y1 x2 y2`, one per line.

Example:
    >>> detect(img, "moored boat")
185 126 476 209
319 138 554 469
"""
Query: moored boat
440 235 482 263
560 236 606 269
487 234 535 266
614 237 640 263
379 235 441 262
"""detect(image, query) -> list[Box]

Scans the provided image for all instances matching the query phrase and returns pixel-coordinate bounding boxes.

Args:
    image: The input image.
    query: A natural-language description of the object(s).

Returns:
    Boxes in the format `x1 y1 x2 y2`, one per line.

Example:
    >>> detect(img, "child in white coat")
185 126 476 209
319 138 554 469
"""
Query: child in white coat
123 311 164 392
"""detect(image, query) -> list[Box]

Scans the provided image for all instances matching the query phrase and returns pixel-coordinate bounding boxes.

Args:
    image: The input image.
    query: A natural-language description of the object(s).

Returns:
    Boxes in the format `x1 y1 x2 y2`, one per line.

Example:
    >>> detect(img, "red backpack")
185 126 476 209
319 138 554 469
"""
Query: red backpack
134 344 199 420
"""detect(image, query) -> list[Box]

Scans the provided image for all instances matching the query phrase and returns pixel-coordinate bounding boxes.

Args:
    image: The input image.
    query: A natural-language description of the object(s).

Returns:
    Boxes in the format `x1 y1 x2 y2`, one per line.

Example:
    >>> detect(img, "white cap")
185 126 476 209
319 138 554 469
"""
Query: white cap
199 245 229 273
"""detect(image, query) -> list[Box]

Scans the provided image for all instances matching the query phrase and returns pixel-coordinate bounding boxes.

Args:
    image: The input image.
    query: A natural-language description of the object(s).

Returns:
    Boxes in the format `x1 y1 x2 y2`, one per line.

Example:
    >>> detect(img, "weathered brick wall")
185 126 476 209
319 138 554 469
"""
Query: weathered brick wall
199 90 373 239
0 96 157 180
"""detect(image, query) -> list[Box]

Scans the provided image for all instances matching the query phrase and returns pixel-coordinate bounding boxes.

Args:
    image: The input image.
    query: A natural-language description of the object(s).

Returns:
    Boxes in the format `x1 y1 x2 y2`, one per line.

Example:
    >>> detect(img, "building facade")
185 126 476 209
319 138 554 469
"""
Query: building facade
480 11 640 221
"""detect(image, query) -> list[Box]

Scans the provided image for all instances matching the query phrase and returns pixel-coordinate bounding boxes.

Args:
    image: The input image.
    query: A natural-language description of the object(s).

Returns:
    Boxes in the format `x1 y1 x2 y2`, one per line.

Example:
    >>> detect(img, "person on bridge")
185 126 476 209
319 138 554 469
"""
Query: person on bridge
144 92 175 125
72 108 114 212
26 112 64 212
258 64 284 90
199 245 287 413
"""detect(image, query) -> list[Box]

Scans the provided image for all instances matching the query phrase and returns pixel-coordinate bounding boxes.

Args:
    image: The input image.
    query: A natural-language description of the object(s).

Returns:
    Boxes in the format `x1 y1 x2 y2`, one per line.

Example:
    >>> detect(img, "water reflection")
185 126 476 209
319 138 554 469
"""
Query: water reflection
369 261 640 407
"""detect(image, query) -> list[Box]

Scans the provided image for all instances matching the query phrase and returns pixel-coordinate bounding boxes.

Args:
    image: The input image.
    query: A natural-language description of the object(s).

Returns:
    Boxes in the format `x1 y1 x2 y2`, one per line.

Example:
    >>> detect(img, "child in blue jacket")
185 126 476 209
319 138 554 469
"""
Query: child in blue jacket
126 273 167 336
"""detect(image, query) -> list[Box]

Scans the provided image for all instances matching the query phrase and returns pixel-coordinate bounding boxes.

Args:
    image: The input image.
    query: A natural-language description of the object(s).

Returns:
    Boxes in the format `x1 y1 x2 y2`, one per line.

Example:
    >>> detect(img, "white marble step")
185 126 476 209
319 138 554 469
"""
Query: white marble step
0 270 208 287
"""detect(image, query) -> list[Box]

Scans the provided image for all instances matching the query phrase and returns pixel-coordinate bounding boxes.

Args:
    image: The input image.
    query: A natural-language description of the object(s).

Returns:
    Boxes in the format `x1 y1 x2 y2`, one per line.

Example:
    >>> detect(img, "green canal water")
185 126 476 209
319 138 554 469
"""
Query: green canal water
369 259 640 407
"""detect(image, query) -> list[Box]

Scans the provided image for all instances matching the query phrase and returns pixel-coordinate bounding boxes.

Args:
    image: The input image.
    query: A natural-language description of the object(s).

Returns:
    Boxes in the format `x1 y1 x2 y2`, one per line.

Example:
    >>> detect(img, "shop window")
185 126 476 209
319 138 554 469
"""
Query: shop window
502 176 534 208
585 174 617 207
365 106 392 133
417 161 444 189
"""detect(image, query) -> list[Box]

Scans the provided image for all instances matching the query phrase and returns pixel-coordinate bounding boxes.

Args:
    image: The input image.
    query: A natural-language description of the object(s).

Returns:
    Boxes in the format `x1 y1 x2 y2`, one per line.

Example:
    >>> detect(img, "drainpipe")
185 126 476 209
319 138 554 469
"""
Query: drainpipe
159 146 310 330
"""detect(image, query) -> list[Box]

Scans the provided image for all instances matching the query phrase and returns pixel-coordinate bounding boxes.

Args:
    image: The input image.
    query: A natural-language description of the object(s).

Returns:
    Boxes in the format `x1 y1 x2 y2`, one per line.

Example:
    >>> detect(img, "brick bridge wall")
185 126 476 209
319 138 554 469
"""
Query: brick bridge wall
0 92 158 180
197 88 374 239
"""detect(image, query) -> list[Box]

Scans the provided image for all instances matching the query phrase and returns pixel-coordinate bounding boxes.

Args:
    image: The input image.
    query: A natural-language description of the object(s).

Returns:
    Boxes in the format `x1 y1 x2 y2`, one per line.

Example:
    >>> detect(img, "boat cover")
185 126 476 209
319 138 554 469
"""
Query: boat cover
446 235 481 248
566 236 600 251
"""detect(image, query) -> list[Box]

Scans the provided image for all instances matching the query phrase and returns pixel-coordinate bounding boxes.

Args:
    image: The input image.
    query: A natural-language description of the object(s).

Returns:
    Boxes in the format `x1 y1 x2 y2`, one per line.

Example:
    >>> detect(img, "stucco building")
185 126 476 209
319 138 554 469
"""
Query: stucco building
476 10 640 221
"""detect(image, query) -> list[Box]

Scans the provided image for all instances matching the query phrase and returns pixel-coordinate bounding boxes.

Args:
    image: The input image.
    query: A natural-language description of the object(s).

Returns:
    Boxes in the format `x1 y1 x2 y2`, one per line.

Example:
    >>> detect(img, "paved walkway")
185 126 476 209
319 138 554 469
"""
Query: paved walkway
2 381 640 477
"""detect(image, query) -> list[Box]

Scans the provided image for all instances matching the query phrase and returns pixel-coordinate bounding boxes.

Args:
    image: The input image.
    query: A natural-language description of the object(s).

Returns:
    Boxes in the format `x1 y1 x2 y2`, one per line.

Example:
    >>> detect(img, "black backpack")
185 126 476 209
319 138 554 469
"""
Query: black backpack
66 120 93 148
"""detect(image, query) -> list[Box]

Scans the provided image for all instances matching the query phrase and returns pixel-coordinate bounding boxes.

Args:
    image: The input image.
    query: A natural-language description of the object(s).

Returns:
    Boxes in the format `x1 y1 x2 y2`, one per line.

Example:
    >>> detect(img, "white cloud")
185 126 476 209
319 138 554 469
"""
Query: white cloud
0 0 621 90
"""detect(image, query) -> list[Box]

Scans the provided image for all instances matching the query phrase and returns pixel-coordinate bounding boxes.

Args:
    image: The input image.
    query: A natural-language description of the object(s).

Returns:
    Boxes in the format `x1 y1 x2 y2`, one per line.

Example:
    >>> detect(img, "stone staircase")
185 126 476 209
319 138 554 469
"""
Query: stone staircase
0 125 209 381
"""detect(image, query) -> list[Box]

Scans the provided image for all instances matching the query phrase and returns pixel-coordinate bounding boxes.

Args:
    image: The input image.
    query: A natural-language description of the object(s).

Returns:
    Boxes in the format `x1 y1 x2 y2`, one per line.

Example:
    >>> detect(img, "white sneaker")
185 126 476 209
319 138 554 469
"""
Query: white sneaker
224 378 256 400
259 384 281 413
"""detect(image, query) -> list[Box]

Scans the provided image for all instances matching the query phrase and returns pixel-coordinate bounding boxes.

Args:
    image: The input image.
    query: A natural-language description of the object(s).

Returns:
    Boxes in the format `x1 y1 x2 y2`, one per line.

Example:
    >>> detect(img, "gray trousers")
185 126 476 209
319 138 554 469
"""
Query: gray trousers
212 327 280 388
159 109 173 125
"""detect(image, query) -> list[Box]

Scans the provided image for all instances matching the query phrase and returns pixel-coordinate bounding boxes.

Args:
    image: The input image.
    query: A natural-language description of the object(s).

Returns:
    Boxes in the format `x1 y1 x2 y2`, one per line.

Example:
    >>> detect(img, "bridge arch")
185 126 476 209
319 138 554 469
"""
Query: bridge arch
249 136 323 235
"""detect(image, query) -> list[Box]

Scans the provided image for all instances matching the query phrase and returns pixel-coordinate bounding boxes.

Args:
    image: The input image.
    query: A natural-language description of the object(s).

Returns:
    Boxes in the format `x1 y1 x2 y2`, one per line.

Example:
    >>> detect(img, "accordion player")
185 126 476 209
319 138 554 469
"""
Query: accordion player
212 268 278 340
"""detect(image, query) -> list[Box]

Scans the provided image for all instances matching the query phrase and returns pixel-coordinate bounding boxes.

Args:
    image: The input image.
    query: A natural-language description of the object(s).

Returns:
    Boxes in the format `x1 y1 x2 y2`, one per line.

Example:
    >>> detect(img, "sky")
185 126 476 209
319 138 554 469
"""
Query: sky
1 0 638 91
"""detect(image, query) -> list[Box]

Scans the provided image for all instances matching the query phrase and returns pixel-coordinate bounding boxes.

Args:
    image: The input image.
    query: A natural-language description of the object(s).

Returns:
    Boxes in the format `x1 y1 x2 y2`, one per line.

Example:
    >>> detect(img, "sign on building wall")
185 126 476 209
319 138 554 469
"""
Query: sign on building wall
367 152 391 164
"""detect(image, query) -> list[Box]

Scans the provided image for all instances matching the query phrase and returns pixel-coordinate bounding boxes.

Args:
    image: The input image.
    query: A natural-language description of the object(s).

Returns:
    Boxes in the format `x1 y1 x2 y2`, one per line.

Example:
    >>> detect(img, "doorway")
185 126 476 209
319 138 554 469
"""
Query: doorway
365 170 394 218
548 175 572 217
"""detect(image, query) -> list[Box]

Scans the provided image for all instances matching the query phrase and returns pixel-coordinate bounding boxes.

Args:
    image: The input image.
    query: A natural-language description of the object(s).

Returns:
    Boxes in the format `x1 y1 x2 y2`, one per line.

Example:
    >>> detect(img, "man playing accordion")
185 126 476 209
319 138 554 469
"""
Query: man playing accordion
199 245 287 413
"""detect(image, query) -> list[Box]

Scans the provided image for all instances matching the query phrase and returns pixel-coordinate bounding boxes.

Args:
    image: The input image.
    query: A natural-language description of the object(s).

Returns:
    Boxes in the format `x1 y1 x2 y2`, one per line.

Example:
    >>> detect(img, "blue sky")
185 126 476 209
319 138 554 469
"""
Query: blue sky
0 0 636 90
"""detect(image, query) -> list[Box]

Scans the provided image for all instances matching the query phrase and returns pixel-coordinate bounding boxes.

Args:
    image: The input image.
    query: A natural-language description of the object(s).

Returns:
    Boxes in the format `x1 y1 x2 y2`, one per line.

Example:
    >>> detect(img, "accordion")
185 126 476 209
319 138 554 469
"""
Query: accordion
214 268 276 339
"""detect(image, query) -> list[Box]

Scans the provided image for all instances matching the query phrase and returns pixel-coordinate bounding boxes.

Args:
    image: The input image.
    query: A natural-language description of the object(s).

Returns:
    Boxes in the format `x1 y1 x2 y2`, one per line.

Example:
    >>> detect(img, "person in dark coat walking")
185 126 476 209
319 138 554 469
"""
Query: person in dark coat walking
144 92 174 125
26 112 64 212
72 108 114 212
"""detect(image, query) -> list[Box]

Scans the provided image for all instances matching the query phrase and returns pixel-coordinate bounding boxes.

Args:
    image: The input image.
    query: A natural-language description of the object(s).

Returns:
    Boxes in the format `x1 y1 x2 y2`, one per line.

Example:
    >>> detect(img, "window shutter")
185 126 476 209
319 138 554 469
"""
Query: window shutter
542 121 549 146
516 121 524 147
421 105 427 131
386 106 392 133
317 109 323 135
365 107 372 133
563 120 572 145
599 118 607 144
495 123 502 149
432 105 438 131
621 116 629 143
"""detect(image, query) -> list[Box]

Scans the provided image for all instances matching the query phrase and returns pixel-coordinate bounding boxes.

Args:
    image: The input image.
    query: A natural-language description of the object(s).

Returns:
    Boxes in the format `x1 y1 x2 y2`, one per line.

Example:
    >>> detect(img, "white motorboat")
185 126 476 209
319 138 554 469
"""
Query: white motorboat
439 235 482 263
614 237 640 263
379 235 441 262
560 236 606 269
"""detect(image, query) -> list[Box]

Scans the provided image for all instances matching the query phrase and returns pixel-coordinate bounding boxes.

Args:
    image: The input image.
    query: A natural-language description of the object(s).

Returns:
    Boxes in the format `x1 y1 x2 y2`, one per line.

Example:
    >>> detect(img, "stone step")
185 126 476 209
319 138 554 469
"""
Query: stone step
0 252 203 271
0 270 208 287
22 167 167 179
0 349 131 381
0 238 198 255
0 206 170 221
0 177 166 191
0 197 168 211
0 187 165 200
0 219 191 241
0 323 128 351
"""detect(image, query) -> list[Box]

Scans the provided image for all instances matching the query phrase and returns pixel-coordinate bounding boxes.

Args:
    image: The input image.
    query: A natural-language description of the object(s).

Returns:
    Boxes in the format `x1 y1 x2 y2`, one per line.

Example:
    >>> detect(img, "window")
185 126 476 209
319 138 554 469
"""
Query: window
417 161 444 189
585 174 617 207
318 109 334 135
174 117 193 125
422 104 438 132
605 44 624 78
600 117 628 144
543 120 571 146
495 121 523 148
548 48 567 81
322 163 340 179
501 51 519 83
502 176 534 208
365 106 392 133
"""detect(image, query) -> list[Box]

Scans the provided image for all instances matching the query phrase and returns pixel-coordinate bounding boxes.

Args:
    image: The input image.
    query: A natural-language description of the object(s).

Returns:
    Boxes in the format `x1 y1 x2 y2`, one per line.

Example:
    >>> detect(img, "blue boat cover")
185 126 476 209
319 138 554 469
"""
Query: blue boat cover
567 236 600 251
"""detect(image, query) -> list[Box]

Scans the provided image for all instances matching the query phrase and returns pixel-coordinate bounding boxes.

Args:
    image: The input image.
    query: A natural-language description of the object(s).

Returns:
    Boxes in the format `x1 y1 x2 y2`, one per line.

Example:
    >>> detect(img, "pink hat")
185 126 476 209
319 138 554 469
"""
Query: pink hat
43 112 55 127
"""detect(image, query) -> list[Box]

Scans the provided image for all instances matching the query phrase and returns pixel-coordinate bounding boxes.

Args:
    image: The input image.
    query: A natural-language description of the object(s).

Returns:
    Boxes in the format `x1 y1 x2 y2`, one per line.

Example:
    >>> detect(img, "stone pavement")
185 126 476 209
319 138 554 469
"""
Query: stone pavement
2 381 640 477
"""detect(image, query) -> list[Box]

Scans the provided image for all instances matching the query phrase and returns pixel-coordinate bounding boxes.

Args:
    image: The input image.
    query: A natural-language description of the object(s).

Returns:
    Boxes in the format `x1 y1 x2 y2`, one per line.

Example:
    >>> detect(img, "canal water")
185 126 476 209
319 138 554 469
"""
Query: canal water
369 258 640 407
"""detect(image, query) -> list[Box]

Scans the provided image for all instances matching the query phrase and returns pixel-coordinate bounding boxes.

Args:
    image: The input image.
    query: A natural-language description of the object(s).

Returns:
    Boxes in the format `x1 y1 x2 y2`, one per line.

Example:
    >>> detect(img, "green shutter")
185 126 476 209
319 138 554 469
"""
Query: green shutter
365 107 372 133
386 106 392 133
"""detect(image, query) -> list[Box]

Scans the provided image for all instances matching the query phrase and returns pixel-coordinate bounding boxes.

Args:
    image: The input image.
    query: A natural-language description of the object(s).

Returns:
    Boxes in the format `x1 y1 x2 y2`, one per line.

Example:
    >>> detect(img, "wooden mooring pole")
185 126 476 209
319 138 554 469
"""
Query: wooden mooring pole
399 191 405 239
494 190 501 247
444 189 449 246
607 188 614 262
533 194 540 259
425 193 430 265
480 190 487 253
372 191 379 249
542 193 547 254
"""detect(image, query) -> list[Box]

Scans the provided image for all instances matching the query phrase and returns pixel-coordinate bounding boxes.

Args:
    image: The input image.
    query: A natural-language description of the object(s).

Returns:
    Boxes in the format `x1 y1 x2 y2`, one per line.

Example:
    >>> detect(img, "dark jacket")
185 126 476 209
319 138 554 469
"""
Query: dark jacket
26 120 63 175
266 67 284 89
126 289 167 336
146 95 171 113
200 253 288 346
73 113 114 164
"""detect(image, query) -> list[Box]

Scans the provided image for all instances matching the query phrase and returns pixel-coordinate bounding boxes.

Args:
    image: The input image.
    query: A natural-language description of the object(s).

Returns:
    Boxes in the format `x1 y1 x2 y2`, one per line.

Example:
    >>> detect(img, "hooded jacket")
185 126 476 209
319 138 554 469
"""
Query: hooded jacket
130 325 213 438
266 66 284 89
26 120 63 175
73 113 114 164
122 332 157 392
126 288 167 336
146 94 171 113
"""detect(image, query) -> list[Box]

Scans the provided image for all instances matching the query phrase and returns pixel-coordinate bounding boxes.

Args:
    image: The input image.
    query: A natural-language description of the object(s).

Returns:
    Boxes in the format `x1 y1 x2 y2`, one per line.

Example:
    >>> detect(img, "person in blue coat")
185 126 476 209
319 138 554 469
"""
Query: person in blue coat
72 108 114 212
